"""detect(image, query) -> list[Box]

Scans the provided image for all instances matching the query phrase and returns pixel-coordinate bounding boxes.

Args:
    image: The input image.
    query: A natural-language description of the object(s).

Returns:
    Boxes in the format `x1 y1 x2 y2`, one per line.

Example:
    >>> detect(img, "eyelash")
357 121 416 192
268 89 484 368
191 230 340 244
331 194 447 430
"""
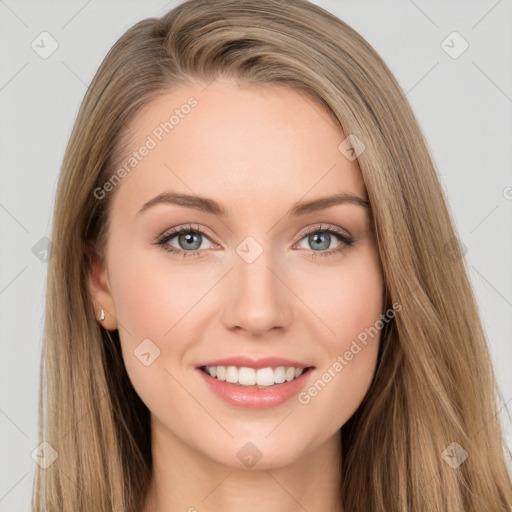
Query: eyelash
153 223 354 259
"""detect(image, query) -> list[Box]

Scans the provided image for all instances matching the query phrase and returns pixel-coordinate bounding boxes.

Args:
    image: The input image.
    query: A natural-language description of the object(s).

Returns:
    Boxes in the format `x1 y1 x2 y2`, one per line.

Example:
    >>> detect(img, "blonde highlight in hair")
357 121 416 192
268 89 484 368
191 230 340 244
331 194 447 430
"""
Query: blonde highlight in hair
34 0 512 510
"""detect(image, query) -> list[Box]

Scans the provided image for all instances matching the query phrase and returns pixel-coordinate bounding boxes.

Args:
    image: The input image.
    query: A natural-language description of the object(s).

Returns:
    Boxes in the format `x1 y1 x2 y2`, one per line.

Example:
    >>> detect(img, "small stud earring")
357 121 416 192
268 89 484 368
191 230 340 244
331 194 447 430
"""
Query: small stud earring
99 309 105 321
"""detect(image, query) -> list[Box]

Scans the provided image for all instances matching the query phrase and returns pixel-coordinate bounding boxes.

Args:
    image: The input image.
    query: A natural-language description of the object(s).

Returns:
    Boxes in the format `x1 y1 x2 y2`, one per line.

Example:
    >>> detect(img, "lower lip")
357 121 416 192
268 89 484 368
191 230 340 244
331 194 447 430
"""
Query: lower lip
197 367 315 409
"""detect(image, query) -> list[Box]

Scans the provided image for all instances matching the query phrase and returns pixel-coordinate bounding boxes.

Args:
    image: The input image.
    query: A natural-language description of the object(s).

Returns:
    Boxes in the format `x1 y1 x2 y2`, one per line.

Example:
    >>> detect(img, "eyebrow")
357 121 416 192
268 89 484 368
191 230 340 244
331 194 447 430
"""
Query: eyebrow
137 191 370 217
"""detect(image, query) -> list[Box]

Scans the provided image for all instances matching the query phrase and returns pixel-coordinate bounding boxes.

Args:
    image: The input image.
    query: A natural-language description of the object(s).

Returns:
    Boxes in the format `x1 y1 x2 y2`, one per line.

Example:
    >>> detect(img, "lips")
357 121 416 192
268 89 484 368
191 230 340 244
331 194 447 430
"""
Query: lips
195 356 316 409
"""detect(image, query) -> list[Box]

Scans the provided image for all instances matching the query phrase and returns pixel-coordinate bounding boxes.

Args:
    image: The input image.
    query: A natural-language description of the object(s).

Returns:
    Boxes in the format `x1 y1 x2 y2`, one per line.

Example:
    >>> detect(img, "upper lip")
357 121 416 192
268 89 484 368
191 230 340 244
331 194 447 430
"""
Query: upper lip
197 356 313 370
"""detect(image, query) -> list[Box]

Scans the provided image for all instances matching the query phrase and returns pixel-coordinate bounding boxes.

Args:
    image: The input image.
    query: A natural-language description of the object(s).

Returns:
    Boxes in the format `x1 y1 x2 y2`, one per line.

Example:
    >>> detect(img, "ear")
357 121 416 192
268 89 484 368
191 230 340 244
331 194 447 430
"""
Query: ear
87 246 118 331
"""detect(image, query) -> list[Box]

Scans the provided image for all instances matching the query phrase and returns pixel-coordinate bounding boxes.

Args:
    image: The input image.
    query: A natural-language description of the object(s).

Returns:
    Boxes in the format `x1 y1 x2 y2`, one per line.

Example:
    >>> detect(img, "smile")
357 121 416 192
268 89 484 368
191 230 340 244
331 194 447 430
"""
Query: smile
197 365 315 409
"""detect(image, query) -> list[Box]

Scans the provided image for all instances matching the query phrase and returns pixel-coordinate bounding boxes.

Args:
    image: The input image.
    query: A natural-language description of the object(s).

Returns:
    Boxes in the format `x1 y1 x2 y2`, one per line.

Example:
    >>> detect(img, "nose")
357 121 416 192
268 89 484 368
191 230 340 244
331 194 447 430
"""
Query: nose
220 244 294 338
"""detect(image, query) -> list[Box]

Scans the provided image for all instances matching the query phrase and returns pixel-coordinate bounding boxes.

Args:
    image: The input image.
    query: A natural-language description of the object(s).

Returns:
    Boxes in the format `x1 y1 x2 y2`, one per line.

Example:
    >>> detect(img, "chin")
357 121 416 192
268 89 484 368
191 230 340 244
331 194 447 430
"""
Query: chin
202 431 313 471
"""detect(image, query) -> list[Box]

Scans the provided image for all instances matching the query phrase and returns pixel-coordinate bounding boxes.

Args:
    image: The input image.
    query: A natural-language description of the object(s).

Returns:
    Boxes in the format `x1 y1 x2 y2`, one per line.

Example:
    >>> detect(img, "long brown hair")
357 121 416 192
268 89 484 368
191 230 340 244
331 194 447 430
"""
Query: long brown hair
33 0 512 510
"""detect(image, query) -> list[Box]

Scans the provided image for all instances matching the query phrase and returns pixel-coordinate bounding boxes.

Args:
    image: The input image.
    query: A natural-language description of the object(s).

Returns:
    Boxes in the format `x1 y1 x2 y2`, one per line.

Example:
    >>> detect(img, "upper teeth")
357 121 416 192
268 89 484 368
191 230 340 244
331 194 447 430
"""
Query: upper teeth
204 366 305 387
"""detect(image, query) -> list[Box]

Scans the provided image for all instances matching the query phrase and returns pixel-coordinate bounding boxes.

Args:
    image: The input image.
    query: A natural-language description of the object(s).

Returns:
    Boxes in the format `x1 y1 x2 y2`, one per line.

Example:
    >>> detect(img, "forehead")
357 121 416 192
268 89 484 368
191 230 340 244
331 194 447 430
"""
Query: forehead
111 78 366 217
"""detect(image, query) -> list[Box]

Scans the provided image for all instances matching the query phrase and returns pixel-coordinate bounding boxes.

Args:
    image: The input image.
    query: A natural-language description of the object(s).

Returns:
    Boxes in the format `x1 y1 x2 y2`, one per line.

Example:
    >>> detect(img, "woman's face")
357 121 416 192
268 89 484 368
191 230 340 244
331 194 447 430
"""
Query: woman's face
89 78 384 469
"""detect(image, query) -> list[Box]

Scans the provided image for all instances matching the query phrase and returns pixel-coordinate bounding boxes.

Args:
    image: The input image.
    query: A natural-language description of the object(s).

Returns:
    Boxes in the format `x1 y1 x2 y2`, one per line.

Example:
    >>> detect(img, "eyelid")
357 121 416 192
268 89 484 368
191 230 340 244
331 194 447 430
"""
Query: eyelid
295 223 352 242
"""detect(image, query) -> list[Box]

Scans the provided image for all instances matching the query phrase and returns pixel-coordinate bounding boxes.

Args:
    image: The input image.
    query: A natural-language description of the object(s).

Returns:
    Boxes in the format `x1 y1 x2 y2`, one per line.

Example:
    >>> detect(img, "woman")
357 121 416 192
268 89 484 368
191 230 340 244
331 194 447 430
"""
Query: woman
33 0 512 510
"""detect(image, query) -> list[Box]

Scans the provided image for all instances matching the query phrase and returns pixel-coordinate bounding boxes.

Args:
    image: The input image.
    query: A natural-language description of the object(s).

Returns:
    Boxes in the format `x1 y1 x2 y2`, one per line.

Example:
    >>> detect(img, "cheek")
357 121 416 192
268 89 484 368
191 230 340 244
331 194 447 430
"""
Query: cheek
108 244 197 338
296 248 384 351
335 262 383 341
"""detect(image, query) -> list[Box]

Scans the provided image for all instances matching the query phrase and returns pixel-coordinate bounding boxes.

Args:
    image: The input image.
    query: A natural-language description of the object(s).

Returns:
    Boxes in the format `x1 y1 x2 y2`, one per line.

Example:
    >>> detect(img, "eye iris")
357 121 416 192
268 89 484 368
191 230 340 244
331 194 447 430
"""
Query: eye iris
179 231 201 250
309 232 330 251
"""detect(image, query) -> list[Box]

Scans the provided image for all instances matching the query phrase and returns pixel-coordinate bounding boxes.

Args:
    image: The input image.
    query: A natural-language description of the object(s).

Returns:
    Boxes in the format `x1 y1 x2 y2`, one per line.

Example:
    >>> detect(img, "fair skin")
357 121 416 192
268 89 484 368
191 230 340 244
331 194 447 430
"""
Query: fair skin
88 77 384 512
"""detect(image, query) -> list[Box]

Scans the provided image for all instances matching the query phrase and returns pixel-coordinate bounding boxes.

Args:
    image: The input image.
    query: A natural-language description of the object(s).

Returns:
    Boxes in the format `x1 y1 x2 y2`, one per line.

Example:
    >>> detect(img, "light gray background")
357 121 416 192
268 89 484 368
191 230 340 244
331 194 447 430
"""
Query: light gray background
1 1 511 510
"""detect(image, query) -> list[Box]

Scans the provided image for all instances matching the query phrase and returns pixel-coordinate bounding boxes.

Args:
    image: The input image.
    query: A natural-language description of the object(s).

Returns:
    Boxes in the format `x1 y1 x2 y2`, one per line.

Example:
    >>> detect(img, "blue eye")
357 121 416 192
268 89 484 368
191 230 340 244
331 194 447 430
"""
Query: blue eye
296 225 354 258
154 223 354 259
154 224 214 258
